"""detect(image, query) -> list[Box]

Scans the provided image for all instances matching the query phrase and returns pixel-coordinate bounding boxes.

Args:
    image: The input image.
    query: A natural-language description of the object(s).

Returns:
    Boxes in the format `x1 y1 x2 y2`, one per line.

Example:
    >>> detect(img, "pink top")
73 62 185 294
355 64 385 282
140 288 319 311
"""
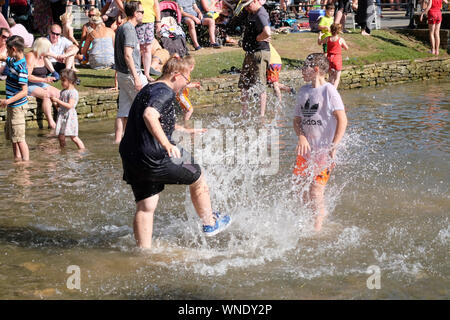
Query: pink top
430 0 442 12
10 24 34 48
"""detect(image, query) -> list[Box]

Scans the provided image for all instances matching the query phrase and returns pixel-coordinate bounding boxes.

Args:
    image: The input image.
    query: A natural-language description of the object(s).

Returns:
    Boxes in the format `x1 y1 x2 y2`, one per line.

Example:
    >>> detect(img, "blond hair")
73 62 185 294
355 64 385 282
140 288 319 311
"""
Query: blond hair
162 54 191 77
183 55 195 67
32 37 52 57
90 15 103 26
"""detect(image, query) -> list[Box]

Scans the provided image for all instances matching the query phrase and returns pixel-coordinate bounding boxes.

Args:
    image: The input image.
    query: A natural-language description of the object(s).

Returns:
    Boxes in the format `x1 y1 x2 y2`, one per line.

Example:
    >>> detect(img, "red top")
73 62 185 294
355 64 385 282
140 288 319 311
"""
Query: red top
430 0 442 12
327 37 342 55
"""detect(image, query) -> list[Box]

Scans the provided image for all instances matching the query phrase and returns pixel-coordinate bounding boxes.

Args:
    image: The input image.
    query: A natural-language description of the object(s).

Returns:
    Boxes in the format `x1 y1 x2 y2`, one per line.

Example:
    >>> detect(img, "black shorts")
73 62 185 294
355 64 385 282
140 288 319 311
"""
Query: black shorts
337 0 352 14
122 148 202 202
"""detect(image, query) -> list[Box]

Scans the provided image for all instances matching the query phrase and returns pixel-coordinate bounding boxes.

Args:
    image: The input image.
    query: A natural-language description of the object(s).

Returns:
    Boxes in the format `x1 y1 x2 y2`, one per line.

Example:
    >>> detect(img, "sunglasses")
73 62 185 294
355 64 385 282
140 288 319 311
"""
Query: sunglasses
51 31 61 36
137 10 144 14
1 34 9 39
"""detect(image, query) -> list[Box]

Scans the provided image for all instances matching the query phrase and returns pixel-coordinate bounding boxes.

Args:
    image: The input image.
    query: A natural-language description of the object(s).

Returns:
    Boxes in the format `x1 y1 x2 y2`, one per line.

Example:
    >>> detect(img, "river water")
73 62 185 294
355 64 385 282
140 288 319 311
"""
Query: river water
0 79 448 299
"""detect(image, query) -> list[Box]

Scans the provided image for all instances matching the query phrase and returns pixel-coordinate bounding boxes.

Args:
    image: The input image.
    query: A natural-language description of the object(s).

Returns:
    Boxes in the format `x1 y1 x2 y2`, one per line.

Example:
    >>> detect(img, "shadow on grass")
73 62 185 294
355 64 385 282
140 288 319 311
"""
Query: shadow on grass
372 34 407 47
282 57 303 69
77 74 114 79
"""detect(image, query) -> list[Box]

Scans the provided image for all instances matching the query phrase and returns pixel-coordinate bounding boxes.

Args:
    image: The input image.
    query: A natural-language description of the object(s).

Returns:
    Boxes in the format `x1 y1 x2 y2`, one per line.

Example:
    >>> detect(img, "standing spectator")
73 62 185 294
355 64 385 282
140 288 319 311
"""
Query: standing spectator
33 0 54 34
46 24 79 73
335 0 352 33
237 0 271 117
81 15 115 69
136 0 161 82
60 12 79 46
177 0 222 50
113 1 148 144
421 0 448 55
7 18 33 48
50 0 66 25
354 0 374 35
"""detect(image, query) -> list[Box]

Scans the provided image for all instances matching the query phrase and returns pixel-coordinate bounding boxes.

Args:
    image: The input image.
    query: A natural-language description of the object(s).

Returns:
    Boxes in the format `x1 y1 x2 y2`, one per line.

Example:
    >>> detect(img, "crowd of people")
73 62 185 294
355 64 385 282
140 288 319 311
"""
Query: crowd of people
0 0 445 249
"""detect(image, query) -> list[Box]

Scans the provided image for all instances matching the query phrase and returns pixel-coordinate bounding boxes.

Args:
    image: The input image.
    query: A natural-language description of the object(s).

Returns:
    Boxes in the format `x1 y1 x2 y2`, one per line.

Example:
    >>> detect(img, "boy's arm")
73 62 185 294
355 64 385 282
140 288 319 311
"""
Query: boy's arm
330 109 348 159
143 106 181 158
293 116 310 156
2 84 28 107
256 26 271 42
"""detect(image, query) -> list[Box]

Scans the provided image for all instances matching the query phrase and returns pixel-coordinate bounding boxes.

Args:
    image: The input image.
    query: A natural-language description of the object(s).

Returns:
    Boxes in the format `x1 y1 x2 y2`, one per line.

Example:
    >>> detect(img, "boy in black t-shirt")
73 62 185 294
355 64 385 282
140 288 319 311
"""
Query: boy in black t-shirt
236 0 271 117
119 55 231 249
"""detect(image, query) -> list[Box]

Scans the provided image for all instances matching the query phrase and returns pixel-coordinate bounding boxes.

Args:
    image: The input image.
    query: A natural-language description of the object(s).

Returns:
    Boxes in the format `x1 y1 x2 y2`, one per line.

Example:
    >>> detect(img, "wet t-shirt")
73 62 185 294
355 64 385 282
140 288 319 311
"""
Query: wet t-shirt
294 82 345 154
119 82 176 165
242 7 270 53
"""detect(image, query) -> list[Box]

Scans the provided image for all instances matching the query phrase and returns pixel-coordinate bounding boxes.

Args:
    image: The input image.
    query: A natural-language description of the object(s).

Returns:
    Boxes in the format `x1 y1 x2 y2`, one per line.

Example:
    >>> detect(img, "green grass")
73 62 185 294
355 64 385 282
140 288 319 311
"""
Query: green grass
0 29 443 94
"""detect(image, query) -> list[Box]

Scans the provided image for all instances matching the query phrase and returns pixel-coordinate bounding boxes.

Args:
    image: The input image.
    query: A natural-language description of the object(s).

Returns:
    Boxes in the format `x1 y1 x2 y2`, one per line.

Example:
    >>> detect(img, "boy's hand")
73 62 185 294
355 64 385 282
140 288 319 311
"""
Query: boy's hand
0 99 7 107
420 12 424 22
296 135 311 156
191 82 201 89
165 143 181 158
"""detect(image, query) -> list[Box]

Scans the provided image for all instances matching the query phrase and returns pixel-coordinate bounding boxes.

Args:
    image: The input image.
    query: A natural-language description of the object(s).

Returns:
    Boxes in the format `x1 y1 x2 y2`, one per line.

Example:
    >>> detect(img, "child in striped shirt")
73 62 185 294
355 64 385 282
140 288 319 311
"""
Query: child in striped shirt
0 35 29 162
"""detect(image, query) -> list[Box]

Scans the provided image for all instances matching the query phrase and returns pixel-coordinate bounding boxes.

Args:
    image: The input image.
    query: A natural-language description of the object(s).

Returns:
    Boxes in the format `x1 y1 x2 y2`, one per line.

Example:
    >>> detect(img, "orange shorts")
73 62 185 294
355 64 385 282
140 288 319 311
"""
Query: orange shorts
267 64 281 84
293 155 331 185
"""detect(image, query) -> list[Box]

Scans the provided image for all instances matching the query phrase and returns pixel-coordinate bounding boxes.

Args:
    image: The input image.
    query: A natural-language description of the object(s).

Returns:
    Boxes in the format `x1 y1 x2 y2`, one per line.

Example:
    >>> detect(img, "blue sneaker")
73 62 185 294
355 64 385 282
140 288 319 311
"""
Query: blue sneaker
203 212 231 237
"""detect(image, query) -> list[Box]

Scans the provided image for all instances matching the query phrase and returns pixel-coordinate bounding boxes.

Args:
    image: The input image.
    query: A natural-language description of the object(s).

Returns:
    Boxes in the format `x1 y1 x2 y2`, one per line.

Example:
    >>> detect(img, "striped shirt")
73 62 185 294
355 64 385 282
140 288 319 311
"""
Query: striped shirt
6 57 28 108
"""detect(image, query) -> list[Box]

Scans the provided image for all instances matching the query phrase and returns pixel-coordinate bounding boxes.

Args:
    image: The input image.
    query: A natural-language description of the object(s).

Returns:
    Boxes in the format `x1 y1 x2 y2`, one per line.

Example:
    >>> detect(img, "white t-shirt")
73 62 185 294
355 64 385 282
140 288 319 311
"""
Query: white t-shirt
48 36 73 63
294 82 345 157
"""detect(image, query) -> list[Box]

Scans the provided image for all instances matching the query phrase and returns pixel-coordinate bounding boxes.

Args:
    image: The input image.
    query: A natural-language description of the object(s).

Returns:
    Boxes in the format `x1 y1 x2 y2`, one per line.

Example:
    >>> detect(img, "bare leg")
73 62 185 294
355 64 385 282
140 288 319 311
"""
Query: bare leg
114 117 127 144
186 19 200 48
273 82 282 103
12 142 22 161
434 22 441 55
58 134 66 148
184 108 193 124
32 88 56 129
260 90 267 117
141 43 153 81
310 182 327 232
333 70 342 88
202 18 216 44
71 136 85 150
429 23 436 54
189 174 216 226
134 194 159 248
240 89 249 116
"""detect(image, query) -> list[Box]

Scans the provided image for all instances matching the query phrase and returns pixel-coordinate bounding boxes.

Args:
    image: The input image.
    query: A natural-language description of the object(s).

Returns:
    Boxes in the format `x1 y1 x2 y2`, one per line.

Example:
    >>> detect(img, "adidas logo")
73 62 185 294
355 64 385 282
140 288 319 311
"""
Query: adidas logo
301 99 319 118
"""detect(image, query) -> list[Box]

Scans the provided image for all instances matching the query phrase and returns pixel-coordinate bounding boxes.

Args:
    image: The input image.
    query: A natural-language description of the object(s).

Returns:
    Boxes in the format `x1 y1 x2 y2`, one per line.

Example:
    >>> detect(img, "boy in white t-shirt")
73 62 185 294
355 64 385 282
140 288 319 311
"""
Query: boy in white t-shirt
293 53 348 232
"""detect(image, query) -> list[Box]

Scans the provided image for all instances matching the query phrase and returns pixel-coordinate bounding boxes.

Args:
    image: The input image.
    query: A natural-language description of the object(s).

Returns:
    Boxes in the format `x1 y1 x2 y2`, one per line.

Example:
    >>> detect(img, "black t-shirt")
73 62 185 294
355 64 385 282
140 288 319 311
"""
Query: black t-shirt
242 7 270 53
119 82 176 166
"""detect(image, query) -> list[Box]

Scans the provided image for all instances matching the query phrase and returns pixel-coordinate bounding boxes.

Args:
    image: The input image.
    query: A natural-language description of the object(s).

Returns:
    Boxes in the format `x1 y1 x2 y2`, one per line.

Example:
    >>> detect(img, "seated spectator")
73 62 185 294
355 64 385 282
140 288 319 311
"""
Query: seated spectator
176 0 221 50
46 24 80 73
26 37 61 130
200 0 238 46
7 18 33 48
81 15 115 70
0 27 10 79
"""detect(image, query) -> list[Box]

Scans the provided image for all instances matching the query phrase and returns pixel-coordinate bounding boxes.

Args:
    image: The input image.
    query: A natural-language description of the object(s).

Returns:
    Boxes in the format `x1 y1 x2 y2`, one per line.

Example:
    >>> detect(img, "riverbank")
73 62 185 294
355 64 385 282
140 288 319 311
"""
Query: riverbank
0 55 448 130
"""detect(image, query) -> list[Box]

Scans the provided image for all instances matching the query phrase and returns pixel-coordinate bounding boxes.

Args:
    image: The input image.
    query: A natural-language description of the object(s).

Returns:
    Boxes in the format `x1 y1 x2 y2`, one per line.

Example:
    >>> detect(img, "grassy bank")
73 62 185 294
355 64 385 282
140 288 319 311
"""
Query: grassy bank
0 29 445 94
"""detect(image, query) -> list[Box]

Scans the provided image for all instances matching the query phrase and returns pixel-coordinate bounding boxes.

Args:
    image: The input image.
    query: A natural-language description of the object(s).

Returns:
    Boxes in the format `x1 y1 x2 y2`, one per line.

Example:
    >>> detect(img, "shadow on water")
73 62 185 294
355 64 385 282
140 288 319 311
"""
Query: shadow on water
0 225 130 250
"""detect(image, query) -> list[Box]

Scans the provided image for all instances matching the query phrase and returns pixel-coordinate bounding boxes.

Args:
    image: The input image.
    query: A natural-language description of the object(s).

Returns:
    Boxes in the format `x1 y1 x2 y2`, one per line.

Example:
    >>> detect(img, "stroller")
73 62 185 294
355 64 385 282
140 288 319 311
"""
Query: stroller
9 0 33 31
159 1 189 57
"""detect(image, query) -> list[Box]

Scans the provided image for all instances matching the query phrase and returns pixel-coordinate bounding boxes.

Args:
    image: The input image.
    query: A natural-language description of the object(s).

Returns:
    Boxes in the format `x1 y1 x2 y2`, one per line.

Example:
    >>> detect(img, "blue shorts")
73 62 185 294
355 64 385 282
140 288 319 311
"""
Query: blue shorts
28 82 49 95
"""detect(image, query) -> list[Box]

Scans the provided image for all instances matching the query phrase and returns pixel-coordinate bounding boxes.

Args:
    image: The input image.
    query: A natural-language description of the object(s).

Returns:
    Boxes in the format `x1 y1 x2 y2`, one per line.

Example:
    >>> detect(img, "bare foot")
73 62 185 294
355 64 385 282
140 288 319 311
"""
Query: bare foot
72 68 80 73
361 30 370 36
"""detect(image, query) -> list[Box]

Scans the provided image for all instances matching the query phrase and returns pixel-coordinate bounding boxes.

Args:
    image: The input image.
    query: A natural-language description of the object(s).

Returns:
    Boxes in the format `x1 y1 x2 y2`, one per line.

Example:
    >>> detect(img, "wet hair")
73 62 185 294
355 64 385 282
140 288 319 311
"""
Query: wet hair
162 54 191 77
32 37 52 57
325 4 335 10
183 55 196 67
60 68 78 85
125 1 142 18
303 53 329 75
6 35 24 52
330 23 342 36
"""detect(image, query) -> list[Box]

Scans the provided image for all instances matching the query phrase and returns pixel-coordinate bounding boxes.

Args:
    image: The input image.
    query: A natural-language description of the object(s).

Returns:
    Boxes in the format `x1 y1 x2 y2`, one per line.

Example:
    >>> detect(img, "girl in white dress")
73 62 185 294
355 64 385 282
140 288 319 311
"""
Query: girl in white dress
51 69 85 150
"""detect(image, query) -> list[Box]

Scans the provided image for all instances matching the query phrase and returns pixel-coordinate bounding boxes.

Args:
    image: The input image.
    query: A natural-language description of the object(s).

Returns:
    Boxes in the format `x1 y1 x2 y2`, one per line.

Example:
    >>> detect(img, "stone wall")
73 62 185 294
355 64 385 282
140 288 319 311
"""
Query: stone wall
0 57 448 130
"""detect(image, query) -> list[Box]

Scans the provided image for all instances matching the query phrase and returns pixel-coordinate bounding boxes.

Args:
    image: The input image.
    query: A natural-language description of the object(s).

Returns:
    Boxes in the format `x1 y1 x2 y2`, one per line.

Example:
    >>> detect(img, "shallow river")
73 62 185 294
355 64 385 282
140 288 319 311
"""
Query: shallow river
0 79 448 299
